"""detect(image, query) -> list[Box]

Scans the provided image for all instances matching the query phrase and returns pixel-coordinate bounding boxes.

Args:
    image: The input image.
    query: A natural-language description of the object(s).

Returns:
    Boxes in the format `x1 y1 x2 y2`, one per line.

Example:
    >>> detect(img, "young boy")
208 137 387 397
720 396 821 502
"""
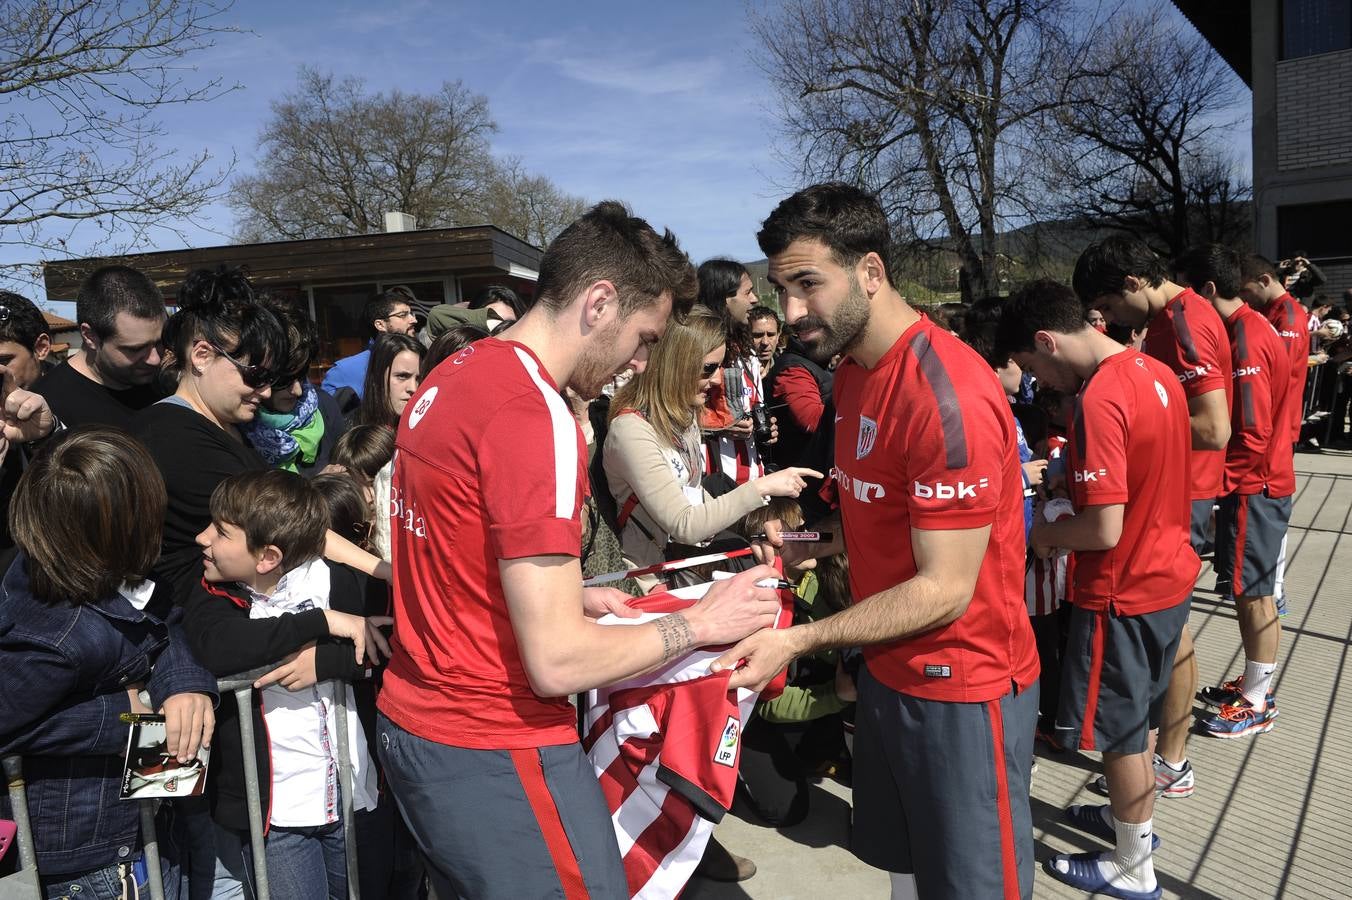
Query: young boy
183 469 389 899
997 280 1200 900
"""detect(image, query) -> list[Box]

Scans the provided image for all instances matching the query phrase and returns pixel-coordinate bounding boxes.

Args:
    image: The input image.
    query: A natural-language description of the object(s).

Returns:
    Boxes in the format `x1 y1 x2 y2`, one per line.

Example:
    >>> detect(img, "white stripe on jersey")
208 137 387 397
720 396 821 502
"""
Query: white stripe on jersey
513 346 578 519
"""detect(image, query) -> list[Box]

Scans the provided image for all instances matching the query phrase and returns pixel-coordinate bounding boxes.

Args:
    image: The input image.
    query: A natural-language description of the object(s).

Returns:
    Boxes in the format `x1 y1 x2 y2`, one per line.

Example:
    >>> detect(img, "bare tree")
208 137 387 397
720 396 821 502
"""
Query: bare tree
752 0 1079 301
1050 3 1250 257
231 67 498 241
0 0 237 269
472 157 587 247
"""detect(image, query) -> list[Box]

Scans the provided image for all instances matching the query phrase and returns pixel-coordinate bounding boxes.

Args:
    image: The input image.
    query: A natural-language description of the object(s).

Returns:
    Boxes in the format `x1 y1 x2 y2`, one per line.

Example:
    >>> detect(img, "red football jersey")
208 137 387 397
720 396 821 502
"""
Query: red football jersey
1067 350 1200 615
1222 303 1294 497
832 316 1039 703
1140 287 1232 501
1265 292 1310 446
378 339 589 750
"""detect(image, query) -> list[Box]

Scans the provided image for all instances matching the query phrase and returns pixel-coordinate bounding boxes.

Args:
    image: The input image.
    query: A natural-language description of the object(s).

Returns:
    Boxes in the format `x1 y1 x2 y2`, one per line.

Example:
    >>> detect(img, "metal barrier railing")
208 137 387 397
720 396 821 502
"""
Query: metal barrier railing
2 667 363 900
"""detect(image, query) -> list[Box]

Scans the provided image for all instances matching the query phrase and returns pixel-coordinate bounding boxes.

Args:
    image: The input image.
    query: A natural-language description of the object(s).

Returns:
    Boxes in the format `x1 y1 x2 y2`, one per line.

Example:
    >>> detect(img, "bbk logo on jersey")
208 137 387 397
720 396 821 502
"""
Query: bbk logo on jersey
1075 467 1109 483
1177 363 1212 382
857 416 878 459
1235 365 1263 378
713 716 740 767
913 478 988 500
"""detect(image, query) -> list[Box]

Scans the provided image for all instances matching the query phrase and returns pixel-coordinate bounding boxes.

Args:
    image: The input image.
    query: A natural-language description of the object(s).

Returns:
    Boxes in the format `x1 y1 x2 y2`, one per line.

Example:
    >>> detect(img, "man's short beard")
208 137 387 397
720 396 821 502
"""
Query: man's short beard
794 274 870 365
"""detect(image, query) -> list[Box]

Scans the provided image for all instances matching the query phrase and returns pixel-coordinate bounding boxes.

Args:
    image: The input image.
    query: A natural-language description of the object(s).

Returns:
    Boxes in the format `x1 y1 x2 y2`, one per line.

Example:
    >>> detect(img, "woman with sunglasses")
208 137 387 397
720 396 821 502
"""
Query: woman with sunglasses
134 267 387 614
352 333 425 429
245 296 348 477
603 309 820 590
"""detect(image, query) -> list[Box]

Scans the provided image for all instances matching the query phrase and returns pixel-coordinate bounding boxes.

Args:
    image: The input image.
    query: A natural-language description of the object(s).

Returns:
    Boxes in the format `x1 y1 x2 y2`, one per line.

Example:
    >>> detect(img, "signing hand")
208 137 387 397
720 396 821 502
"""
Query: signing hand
684 565 782 647
751 518 822 570
710 627 802 691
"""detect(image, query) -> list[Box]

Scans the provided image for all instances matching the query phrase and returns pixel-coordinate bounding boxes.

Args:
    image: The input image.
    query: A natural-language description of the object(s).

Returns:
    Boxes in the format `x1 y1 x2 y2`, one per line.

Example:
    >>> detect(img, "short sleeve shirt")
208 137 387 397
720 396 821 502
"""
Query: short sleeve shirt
1265 293 1310 445
1223 304 1294 497
1067 351 1200 615
1140 287 1232 501
832 317 1038 703
377 339 588 750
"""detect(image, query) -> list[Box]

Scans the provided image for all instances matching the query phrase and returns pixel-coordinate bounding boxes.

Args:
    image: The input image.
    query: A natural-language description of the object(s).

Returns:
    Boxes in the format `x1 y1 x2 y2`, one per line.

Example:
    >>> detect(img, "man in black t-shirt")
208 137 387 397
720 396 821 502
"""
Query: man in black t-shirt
33 265 167 429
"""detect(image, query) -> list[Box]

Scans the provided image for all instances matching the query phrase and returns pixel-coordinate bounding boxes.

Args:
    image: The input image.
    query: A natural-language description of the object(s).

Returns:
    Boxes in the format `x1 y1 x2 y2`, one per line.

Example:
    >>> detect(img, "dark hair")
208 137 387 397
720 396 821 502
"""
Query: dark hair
331 424 395 482
1071 236 1166 305
261 295 319 384
1241 253 1279 282
362 286 417 339
756 182 895 286
76 265 165 340
166 266 286 376
356 333 425 428
0 290 50 351
535 200 697 320
209 469 328 567
747 305 780 329
422 323 489 379
697 259 752 358
11 428 165 605
1311 293 1332 310
993 280 1089 357
1172 244 1242 300
959 297 1010 368
468 285 526 319
312 472 372 549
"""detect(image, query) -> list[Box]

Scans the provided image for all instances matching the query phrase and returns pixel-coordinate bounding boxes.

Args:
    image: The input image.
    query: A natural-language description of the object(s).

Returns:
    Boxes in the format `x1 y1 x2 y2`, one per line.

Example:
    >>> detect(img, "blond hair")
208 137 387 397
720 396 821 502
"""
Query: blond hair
610 309 725 447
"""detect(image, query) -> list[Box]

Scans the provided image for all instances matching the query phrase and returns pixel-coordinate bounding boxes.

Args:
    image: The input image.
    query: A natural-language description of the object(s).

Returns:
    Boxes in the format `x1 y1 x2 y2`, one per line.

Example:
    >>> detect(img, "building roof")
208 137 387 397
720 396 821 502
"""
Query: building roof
1171 0 1253 86
42 311 77 330
40 224 543 302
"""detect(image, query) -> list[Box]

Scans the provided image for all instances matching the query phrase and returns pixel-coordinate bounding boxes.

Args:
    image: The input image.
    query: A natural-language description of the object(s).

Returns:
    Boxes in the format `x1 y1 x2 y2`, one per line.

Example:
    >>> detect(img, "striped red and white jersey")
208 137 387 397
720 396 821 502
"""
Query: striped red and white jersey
701 355 767 486
583 583 792 900
1026 499 1075 617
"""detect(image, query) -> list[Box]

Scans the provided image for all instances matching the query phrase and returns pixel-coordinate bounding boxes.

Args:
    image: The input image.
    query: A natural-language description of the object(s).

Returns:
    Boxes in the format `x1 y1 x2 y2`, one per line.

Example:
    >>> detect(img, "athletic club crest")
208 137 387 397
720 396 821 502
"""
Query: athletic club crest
857 416 878 459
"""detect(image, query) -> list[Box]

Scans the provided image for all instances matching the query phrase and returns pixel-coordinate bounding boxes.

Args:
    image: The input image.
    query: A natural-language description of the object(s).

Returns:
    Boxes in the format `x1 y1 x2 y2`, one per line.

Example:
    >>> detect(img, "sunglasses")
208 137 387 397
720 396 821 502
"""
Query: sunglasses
202 340 276 389
701 362 721 378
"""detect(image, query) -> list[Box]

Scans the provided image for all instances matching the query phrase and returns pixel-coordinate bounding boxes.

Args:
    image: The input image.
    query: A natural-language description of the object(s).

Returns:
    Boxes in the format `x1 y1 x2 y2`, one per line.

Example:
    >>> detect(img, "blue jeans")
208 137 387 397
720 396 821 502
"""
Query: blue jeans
41 854 181 900
210 820 347 900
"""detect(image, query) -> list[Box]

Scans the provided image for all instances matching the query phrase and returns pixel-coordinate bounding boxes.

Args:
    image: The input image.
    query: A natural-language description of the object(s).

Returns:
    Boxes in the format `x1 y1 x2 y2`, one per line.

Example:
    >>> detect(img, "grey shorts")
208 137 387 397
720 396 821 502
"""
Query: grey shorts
851 667 1037 900
376 713 627 900
1215 492 1293 598
1056 598 1191 754
1191 497 1216 554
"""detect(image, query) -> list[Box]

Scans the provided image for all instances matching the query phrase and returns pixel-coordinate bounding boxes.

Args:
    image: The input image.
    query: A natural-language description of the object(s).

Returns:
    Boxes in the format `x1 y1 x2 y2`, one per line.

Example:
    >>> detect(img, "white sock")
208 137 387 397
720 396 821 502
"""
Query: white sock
889 872 918 900
1242 659 1276 710
1052 816 1157 893
1156 754 1186 772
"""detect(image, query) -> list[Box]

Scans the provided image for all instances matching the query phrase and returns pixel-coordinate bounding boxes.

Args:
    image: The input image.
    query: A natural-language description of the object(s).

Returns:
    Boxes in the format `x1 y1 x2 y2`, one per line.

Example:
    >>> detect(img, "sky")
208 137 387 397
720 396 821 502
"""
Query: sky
6 0 1250 310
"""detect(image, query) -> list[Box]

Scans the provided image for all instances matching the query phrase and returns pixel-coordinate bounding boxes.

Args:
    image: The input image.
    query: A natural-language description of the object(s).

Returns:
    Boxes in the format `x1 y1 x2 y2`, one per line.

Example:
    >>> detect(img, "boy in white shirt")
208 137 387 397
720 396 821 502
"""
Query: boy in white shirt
183 468 391 900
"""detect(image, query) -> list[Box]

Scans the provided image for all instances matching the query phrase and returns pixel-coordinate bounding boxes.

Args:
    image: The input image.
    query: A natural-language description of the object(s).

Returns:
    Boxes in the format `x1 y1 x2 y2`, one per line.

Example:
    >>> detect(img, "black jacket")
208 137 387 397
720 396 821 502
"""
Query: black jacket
181 562 386 832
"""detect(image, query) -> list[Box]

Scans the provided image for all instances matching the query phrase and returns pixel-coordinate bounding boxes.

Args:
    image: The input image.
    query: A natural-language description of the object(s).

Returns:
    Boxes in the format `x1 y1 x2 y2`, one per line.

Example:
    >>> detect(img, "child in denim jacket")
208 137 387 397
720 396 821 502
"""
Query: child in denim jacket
0 428 217 899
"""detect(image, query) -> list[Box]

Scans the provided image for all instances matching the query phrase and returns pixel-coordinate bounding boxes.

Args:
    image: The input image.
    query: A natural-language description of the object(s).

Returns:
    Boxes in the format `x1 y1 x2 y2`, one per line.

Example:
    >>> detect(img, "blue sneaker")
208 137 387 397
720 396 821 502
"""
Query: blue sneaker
1064 804 1161 849
1043 851 1161 900
1201 698 1277 739
1276 592 1288 618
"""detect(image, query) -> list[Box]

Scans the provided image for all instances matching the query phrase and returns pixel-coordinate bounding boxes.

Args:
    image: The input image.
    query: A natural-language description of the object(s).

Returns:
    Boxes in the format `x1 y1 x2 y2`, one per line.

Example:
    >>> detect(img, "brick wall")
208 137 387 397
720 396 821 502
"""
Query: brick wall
1277 49 1352 172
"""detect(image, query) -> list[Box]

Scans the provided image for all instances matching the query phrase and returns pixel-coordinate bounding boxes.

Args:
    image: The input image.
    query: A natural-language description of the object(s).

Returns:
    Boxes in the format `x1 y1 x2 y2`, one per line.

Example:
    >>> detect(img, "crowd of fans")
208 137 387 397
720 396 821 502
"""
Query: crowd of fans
0 182 1334 900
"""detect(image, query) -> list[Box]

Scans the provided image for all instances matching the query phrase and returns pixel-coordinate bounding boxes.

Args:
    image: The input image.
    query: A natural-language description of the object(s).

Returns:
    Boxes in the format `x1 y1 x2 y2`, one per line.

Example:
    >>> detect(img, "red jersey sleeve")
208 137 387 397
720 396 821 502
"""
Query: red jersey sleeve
1069 387 1130 508
772 366 826 432
477 395 586 559
902 379 1010 531
1224 315 1274 495
1174 299 1229 400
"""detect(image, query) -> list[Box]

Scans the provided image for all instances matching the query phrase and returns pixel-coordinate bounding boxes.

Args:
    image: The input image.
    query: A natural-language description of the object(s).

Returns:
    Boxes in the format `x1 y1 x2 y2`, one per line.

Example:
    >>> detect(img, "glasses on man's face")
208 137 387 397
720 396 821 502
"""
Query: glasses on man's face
386 309 416 321
202 340 276 389
701 362 721 378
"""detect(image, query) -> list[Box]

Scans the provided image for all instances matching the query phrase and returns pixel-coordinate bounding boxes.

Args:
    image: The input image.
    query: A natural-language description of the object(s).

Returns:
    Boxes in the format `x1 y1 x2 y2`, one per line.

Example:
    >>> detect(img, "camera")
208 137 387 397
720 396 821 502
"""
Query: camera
751 403 774 444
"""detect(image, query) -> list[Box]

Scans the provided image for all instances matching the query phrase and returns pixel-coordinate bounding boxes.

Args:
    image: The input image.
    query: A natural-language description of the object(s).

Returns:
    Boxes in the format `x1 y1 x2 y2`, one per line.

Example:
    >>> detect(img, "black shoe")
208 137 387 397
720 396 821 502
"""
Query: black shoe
695 836 757 883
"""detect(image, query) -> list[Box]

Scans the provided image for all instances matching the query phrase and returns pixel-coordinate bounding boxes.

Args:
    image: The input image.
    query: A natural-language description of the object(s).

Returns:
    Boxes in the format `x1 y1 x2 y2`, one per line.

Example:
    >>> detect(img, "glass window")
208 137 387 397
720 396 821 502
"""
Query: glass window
1282 0 1352 59
312 283 378 365
1277 200 1352 259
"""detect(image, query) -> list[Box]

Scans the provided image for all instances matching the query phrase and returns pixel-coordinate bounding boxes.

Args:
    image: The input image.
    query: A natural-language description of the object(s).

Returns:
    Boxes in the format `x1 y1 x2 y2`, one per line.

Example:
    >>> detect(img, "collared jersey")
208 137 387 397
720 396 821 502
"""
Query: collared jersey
378 338 588 750
1265 292 1310 445
1223 303 1295 497
831 316 1038 703
1067 350 1200 615
1140 287 1232 501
